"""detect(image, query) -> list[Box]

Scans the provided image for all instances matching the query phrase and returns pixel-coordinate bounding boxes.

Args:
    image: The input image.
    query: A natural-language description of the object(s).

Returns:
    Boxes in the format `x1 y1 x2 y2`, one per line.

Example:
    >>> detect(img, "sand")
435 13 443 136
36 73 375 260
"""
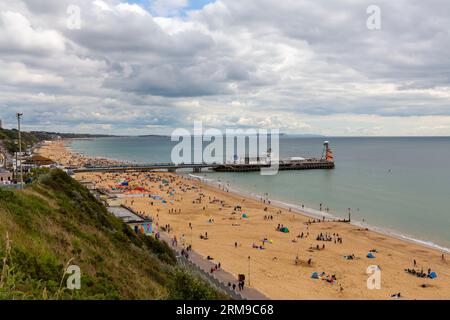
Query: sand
40 140 450 300
74 170 450 300
37 140 125 167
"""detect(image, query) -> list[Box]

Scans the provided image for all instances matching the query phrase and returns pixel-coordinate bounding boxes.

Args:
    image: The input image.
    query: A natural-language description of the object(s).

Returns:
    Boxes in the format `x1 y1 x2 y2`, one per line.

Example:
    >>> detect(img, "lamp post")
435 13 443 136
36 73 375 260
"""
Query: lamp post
16 113 23 189
14 142 18 180
248 256 251 286
190 223 193 248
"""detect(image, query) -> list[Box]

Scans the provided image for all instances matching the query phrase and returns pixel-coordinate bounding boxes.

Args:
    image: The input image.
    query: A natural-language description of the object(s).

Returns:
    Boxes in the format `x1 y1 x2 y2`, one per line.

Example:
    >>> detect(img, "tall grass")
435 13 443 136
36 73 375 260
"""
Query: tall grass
0 169 226 300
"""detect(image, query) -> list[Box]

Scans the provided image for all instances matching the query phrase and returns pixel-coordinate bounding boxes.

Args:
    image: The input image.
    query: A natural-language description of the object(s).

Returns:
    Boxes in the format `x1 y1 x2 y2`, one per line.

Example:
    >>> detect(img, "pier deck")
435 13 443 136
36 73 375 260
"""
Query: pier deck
72 159 334 173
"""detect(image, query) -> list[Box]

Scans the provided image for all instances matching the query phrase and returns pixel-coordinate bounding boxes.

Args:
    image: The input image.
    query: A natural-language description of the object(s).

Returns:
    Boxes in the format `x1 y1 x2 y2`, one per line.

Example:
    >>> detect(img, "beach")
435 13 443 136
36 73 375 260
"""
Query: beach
37 140 126 167
40 141 450 300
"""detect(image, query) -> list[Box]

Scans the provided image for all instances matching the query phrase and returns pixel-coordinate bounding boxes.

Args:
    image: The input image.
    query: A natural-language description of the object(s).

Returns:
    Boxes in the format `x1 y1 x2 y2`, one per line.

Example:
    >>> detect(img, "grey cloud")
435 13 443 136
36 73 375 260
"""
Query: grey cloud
1 0 450 135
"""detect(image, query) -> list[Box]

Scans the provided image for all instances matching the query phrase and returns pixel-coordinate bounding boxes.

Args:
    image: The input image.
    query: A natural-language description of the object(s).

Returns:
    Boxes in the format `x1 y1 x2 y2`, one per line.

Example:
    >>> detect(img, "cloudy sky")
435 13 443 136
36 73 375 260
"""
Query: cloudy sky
0 0 449 136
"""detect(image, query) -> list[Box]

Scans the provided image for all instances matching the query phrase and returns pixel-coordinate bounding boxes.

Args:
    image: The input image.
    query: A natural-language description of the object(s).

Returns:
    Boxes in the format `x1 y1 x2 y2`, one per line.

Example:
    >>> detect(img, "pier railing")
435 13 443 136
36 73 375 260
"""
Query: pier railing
72 158 334 173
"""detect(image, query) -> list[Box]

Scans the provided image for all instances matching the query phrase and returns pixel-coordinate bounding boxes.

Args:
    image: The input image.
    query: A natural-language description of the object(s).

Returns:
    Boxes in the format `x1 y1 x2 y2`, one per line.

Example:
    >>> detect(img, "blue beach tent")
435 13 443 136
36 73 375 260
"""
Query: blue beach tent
367 252 376 259
311 272 319 279
429 271 437 279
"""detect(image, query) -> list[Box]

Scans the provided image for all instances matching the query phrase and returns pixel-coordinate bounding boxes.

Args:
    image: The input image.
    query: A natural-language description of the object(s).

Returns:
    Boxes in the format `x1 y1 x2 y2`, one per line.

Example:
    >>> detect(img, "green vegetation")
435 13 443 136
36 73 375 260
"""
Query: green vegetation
0 169 226 300
0 128 47 154
0 127 115 155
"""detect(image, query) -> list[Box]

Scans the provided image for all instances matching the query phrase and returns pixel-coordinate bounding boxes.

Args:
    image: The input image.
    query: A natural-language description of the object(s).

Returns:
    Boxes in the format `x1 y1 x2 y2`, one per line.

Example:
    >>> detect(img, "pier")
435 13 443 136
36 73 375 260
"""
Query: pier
71 158 334 173
213 159 334 172
72 141 335 174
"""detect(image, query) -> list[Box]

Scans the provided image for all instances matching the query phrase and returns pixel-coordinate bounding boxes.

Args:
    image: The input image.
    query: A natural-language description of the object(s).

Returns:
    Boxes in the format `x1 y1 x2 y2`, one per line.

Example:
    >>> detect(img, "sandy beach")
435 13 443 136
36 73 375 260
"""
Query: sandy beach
41 141 450 300
37 140 126 167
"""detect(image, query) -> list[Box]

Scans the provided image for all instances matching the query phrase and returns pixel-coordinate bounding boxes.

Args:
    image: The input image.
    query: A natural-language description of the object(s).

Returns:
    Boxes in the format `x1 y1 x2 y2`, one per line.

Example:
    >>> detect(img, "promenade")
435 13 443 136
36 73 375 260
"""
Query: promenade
158 231 269 300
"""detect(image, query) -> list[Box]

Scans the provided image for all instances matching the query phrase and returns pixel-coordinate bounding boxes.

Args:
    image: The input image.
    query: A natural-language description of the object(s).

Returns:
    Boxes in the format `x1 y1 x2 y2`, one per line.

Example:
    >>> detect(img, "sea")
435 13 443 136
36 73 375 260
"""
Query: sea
68 136 450 252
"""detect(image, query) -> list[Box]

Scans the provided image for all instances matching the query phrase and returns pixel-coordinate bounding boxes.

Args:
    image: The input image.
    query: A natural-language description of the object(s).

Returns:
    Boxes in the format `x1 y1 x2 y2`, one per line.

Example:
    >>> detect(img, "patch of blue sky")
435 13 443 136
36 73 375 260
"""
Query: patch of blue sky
126 0 216 17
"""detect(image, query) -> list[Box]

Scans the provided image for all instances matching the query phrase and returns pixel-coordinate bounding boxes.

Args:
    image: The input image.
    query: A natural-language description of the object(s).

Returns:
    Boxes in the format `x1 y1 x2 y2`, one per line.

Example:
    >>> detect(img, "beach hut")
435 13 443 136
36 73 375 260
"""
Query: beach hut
367 252 376 259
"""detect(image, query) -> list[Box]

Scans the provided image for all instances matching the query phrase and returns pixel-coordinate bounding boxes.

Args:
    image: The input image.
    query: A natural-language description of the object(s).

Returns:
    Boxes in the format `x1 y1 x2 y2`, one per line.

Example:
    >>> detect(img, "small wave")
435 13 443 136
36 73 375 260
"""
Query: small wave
198 175 450 254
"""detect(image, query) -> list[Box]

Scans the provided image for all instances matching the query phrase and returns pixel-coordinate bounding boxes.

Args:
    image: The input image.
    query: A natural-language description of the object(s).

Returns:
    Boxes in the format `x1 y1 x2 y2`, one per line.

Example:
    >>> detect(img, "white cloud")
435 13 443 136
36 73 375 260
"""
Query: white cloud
0 0 450 136
0 10 65 54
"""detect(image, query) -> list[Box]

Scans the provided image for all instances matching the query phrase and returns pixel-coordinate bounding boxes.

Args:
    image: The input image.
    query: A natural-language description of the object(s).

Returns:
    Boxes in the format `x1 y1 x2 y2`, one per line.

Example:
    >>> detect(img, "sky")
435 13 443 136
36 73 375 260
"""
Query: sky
0 0 450 136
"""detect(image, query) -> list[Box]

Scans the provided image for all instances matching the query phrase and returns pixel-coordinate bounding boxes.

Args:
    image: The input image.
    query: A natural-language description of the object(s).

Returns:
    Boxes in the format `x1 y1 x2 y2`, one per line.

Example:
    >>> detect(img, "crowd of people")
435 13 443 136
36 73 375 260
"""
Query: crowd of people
315 232 343 244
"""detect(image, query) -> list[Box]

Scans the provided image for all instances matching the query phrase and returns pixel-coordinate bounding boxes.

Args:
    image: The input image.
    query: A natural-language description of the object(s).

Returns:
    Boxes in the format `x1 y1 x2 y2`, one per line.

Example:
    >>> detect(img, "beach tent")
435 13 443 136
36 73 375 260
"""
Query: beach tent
311 272 319 279
429 271 437 279
162 200 167 204
280 227 289 233
367 252 376 259
242 213 248 218
121 181 129 186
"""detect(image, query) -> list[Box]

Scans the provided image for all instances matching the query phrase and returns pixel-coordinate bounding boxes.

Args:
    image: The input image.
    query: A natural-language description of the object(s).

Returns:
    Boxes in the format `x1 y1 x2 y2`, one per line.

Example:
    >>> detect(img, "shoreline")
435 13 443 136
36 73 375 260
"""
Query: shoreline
38 138 450 254
64 139 135 165
36 140 450 299
187 173 450 255
39 139 450 255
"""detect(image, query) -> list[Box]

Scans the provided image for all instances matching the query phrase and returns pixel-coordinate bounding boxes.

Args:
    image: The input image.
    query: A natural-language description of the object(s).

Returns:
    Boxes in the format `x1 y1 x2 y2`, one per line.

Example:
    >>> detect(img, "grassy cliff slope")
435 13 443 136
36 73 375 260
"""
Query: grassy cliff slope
0 169 225 300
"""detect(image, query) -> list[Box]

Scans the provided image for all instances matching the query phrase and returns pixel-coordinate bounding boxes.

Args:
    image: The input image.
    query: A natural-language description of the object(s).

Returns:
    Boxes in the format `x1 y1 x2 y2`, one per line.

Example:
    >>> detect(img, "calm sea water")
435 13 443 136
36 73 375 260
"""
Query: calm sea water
69 136 450 250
